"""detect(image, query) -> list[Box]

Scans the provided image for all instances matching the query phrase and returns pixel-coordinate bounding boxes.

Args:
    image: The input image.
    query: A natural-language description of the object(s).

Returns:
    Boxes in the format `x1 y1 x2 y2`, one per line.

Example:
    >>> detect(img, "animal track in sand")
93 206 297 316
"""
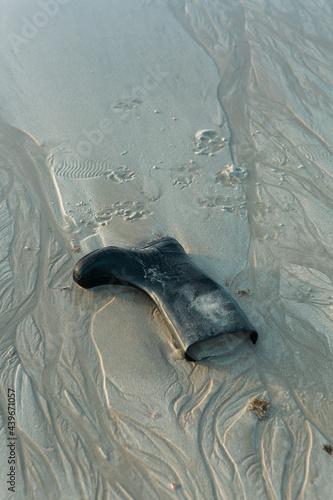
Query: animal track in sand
112 98 142 110
172 162 200 189
194 130 227 156
104 166 136 182
50 158 136 182
95 201 152 222
215 165 248 187
199 194 246 217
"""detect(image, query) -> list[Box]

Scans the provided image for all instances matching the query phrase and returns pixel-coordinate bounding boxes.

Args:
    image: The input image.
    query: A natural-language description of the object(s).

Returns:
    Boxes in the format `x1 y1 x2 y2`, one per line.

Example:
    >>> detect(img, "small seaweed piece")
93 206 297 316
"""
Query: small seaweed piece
237 289 252 296
249 397 269 421
323 444 333 455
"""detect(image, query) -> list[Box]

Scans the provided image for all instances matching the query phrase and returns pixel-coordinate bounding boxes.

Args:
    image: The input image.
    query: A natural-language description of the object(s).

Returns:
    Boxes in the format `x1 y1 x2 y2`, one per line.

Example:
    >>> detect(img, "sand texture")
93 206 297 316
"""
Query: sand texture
1 0 333 498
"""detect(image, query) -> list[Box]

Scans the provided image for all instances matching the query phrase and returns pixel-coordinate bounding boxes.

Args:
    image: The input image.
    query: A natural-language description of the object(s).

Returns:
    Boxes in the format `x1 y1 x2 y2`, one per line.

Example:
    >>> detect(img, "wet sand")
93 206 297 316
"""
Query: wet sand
1 0 333 498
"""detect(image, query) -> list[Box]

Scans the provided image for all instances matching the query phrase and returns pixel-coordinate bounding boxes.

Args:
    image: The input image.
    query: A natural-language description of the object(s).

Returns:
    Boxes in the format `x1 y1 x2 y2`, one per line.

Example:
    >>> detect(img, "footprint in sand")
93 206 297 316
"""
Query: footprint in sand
172 162 200 189
215 165 248 188
104 166 136 182
194 130 227 156
199 194 246 217
96 201 152 222
112 98 142 110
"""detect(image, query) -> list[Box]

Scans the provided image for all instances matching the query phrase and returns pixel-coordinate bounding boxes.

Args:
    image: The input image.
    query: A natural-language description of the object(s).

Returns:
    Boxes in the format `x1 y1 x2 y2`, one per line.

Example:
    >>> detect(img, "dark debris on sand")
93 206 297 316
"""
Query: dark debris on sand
323 444 333 455
249 398 270 421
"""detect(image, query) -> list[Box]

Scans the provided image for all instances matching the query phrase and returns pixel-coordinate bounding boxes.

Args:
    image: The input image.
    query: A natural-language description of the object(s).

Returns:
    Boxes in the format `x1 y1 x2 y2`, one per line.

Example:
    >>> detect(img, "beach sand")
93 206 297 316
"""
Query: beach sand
1 0 333 498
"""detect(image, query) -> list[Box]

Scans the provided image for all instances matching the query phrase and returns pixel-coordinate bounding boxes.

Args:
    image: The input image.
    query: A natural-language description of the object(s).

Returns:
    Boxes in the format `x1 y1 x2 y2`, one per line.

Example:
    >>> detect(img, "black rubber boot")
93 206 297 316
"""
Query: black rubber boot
73 237 258 361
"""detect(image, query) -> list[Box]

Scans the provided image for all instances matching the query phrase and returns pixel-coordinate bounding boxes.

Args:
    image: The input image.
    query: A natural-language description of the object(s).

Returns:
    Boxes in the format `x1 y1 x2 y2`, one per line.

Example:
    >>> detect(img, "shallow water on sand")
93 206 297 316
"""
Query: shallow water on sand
0 0 333 498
